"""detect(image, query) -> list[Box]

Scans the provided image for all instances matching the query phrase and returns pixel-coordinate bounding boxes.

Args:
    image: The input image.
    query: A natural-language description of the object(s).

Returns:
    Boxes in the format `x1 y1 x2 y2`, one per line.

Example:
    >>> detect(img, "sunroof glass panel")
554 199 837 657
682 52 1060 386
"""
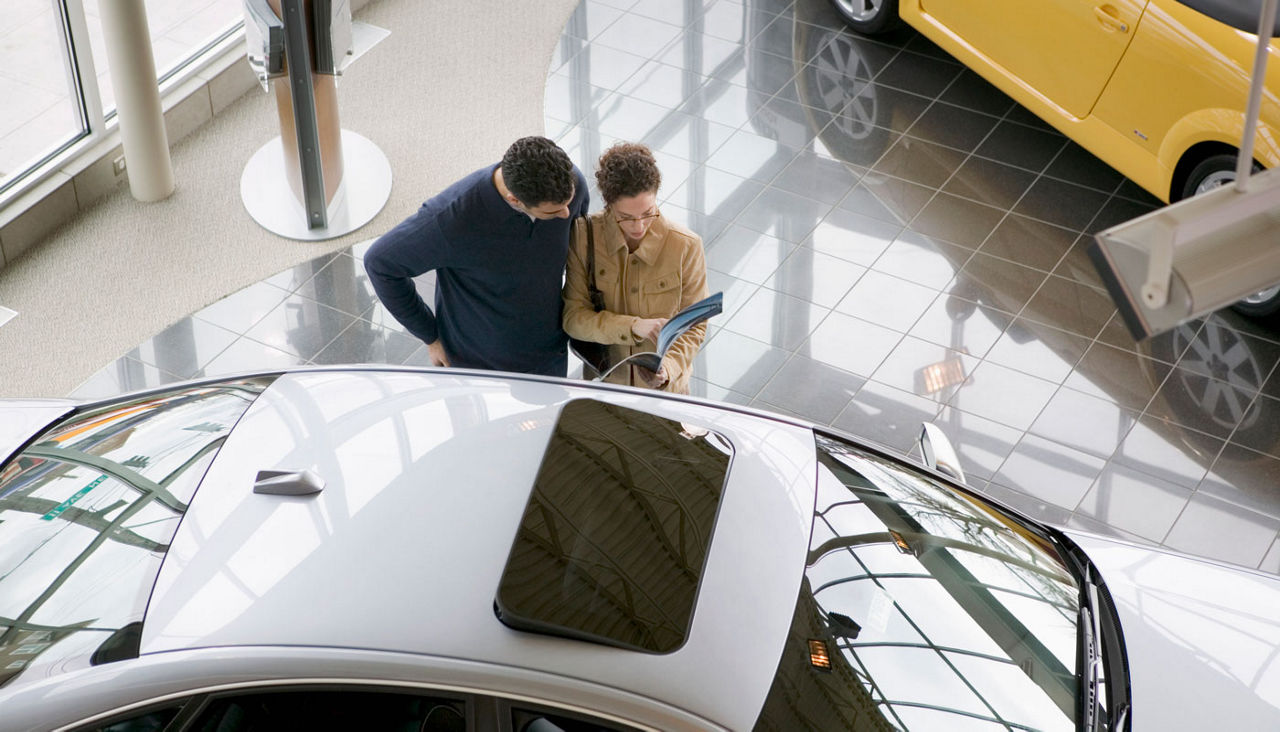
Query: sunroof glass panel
495 399 733 653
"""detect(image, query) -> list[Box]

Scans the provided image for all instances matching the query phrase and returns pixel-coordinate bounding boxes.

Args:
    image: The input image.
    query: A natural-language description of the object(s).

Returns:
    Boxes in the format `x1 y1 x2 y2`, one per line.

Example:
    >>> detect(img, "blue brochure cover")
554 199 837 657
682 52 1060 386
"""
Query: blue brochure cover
627 291 723 374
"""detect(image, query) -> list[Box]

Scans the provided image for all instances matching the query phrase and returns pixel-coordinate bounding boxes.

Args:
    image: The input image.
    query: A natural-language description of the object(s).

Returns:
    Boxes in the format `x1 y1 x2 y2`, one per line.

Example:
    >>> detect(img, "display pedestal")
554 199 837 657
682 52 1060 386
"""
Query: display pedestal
241 129 391 241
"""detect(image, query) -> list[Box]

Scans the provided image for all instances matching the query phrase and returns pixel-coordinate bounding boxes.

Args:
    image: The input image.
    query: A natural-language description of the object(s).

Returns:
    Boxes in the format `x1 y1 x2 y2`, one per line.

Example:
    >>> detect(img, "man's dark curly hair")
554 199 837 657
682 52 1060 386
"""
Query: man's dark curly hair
595 142 662 205
500 136 575 206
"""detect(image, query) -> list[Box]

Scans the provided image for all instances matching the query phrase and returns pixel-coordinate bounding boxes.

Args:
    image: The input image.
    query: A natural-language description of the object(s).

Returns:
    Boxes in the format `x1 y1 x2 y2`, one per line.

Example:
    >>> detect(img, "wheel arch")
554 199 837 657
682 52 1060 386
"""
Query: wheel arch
1160 107 1280 200
1169 140 1239 202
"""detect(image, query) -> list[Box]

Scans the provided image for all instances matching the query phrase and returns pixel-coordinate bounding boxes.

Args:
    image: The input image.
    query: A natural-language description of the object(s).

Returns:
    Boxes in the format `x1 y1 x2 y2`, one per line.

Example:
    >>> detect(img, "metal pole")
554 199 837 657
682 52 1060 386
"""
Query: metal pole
281 0 327 229
1236 0 1279 192
98 0 174 202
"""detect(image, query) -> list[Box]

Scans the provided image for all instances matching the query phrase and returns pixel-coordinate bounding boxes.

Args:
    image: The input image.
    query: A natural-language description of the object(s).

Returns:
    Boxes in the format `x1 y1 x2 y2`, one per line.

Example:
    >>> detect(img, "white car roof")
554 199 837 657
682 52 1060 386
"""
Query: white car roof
142 370 821 730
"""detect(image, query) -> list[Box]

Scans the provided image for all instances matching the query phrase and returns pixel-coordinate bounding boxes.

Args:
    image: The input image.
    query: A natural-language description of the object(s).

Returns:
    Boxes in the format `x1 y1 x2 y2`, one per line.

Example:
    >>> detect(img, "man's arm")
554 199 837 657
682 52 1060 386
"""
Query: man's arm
363 206 450 348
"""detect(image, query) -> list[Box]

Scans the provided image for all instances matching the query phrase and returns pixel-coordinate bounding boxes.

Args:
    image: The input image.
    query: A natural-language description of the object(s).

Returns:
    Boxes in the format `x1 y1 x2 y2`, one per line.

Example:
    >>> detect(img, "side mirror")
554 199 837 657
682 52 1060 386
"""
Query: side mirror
919 422 966 484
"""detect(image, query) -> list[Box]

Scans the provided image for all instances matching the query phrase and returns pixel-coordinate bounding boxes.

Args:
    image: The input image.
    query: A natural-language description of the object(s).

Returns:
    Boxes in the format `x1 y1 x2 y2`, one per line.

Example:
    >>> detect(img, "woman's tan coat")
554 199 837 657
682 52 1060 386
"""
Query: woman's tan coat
562 212 709 393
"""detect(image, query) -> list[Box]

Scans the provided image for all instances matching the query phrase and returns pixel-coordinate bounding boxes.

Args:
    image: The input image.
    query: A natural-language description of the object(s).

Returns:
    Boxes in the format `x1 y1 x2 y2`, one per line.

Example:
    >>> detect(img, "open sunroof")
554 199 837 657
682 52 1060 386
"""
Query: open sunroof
495 399 733 653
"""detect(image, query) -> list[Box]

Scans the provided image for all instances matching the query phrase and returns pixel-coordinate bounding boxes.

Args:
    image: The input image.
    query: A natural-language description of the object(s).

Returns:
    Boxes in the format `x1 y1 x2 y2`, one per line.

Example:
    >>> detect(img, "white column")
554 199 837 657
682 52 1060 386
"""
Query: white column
99 0 174 202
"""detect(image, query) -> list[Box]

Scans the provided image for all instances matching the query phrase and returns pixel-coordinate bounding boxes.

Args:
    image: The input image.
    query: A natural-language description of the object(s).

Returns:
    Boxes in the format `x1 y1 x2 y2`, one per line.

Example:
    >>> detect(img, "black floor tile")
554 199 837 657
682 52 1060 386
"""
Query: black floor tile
939 68 1016 118
1014 177 1109 231
1086 194 1160 234
874 48 963 98
803 31 901 87
907 192 1005 249
907 101 999 152
871 135 966 189
979 213 1076 271
945 250 1048 317
838 172 935 224
843 83 932 136
943 156 1036 211
975 120 1064 173
1021 275 1116 340
1045 141 1125 193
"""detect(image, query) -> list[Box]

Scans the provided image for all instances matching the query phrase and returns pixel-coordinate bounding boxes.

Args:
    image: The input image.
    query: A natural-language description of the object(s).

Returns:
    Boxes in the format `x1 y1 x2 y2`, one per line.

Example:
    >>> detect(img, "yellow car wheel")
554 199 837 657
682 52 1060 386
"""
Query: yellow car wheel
1179 153 1249 201
1234 285 1280 317
828 0 900 35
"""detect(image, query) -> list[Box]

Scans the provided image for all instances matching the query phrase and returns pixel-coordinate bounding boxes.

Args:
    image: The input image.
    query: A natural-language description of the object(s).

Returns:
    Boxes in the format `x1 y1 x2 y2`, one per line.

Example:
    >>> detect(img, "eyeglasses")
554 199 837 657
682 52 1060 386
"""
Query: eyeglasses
614 209 660 225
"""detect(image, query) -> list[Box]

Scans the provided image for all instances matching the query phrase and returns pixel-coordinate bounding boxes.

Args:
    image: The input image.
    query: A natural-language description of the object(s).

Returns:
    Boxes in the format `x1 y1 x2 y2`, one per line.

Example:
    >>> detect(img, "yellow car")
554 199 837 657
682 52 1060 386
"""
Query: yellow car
830 0 1280 315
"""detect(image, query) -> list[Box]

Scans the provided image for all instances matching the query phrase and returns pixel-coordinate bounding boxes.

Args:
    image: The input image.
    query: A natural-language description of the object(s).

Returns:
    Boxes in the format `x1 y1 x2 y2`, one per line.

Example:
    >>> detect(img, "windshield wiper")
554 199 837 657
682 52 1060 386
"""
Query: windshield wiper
1053 530 1130 732
1079 573 1104 731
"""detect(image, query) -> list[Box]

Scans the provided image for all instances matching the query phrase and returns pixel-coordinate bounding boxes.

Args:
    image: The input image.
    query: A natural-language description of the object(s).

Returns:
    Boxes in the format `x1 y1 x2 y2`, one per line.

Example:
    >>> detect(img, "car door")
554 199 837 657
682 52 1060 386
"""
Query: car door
918 0 1149 119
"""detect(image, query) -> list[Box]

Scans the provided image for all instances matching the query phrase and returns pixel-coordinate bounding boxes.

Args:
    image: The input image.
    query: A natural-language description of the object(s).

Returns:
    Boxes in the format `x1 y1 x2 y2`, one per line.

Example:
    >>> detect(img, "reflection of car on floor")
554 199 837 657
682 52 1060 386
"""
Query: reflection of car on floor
742 1 1280 470
828 0 1280 316
3 368 1279 731
747 2 896 182
1147 313 1280 451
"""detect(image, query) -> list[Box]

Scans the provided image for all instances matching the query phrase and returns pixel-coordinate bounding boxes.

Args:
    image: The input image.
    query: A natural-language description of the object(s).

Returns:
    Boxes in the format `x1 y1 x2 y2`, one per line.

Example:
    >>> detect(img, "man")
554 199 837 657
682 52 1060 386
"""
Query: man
364 136 590 376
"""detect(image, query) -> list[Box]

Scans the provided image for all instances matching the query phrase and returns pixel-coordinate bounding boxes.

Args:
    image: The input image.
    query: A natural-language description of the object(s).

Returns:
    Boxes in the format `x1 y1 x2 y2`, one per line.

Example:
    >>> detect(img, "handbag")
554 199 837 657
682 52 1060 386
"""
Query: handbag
568 215 612 378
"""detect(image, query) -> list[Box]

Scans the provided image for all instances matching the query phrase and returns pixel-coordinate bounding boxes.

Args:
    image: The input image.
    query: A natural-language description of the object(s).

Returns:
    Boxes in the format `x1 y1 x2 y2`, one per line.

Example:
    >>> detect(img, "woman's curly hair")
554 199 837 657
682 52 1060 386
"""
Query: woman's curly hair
595 142 661 205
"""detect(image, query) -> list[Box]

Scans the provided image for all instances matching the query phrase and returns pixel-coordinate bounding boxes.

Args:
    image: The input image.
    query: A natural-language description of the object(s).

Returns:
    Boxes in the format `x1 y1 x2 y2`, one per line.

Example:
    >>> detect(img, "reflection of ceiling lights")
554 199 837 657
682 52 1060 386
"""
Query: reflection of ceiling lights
915 356 966 395
889 529 914 556
0 306 16 329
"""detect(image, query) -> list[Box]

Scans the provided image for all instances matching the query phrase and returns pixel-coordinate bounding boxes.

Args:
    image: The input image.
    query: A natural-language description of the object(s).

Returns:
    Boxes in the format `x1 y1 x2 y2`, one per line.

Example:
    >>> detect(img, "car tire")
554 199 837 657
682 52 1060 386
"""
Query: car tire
827 0 900 35
1178 153 1249 201
1231 284 1280 317
1178 153 1280 317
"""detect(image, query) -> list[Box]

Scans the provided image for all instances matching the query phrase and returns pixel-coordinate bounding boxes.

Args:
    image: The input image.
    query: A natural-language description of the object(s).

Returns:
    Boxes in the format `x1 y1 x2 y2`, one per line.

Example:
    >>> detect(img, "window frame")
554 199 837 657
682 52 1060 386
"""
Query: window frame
69 680 647 732
0 0 245 205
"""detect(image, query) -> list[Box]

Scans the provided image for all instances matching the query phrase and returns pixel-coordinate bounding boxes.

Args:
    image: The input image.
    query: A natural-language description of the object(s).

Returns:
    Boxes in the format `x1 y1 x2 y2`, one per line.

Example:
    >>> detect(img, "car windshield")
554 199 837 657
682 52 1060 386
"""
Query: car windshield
756 433 1081 731
0 377 273 688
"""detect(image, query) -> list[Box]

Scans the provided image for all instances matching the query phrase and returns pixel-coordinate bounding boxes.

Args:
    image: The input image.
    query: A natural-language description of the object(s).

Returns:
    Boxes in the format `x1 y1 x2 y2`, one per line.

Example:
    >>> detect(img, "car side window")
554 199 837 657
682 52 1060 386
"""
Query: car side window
190 688 467 731
81 703 187 732
509 706 635 732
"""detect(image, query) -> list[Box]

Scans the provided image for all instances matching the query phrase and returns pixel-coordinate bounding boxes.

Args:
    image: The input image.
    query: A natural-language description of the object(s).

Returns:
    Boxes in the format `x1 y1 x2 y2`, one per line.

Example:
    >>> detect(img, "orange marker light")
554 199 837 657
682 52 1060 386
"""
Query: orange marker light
808 639 832 671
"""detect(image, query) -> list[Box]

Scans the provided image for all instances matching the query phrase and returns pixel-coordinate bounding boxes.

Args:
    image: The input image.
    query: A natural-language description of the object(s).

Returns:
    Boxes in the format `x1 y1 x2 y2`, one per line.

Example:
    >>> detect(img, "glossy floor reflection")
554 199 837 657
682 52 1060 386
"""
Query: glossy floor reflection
74 0 1280 574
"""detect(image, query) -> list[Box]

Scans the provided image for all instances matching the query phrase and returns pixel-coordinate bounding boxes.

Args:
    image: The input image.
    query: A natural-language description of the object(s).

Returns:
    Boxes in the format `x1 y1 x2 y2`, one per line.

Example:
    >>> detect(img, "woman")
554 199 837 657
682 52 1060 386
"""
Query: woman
563 142 709 393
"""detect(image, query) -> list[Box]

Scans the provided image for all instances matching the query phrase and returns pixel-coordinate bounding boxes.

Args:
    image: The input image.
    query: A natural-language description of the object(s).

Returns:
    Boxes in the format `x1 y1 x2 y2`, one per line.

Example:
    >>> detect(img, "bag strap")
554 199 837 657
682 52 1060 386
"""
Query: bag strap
581 215 605 313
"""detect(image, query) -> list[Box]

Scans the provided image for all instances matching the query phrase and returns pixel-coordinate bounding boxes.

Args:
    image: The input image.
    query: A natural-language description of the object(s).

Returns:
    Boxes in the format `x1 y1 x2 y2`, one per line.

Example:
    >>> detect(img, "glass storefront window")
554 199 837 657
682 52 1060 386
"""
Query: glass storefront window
0 2 88 194
86 0 244 115
0 0 243 197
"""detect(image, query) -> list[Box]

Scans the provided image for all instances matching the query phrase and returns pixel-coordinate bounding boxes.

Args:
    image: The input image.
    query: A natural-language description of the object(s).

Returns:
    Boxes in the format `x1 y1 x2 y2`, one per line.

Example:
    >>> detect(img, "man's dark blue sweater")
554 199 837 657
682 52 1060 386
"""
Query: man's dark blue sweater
364 163 590 376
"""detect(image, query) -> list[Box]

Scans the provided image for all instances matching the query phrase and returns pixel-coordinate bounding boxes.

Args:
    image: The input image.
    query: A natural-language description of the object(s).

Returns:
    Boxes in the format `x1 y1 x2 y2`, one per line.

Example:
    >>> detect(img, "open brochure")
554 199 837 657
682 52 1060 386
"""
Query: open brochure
608 291 723 376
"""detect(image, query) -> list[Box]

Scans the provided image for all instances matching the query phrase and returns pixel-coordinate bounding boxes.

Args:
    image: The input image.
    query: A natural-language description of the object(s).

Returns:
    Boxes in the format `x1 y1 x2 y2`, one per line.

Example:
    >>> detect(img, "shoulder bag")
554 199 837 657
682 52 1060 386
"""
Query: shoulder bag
568 215 612 378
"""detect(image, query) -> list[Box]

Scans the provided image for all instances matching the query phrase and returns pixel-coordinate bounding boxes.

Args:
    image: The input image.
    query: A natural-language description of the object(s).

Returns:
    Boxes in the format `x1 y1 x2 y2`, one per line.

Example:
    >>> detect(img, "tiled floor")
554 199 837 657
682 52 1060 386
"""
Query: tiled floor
74 0 1280 574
